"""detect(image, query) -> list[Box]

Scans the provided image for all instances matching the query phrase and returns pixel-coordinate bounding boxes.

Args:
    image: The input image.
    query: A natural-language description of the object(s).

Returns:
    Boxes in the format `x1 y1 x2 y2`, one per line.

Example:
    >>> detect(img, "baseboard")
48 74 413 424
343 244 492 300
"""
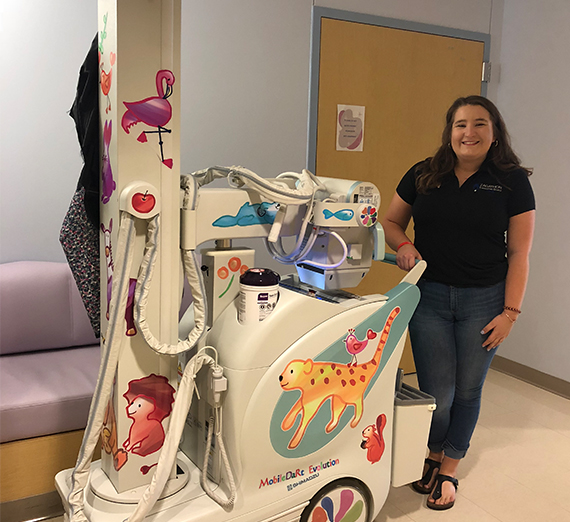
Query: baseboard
491 355 570 399
0 491 63 522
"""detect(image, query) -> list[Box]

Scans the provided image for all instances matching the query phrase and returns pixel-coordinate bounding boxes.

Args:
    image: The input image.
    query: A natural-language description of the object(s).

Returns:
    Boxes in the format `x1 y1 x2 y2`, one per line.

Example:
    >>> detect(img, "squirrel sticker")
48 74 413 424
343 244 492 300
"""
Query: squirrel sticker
361 414 387 464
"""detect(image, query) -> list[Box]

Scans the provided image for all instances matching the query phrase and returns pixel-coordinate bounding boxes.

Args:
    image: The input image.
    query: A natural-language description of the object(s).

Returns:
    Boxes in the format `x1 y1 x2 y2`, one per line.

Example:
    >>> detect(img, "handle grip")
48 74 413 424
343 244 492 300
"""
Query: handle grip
381 252 426 285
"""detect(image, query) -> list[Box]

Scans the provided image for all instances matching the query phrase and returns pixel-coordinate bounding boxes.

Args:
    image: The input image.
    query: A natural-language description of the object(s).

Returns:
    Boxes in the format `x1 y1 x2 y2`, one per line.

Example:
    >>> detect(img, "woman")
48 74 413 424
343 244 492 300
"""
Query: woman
382 96 535 510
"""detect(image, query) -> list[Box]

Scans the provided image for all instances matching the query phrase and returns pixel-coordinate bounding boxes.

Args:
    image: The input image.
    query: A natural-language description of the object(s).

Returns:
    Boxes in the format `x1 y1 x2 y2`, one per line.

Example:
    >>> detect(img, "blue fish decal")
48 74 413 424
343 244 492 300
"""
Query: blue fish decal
213 202 278 228
323 208 354 221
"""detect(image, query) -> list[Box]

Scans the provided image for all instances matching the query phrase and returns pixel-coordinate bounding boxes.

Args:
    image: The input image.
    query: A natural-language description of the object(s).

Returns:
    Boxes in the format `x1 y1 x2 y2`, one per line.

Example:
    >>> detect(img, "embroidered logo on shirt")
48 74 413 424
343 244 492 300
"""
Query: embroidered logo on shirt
473 183 502 193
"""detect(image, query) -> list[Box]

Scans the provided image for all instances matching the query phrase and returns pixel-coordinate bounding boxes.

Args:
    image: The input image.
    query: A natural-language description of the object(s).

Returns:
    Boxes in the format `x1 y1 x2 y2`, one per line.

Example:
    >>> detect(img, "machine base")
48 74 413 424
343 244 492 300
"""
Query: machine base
55 452 232 521
89 459 189 504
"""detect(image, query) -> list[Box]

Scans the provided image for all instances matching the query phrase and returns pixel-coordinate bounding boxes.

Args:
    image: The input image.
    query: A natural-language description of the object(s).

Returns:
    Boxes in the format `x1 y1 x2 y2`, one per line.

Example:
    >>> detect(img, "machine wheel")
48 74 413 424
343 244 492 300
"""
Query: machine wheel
300 478 372 522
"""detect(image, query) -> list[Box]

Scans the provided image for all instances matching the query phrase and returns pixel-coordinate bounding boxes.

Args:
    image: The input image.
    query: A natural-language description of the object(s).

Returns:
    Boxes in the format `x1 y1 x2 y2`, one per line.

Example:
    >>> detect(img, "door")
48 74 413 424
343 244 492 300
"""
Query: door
311 11 487 372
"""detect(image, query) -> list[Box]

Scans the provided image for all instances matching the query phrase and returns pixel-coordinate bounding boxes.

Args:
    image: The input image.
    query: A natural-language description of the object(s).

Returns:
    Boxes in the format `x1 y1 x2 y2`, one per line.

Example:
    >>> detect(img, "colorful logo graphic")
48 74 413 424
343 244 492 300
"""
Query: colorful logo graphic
259 458 339 491
310 488 365 522
359 205 377 227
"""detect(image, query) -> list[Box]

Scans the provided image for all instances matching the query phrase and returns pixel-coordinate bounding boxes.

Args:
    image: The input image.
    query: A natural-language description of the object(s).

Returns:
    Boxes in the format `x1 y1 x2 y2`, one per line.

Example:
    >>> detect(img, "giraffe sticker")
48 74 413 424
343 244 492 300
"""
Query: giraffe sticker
278 308 400 450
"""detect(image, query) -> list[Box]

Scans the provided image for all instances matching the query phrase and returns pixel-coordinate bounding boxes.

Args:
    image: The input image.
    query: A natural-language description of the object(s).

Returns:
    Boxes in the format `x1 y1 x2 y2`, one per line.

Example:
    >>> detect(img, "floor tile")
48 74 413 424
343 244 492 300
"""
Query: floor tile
374 500 415 521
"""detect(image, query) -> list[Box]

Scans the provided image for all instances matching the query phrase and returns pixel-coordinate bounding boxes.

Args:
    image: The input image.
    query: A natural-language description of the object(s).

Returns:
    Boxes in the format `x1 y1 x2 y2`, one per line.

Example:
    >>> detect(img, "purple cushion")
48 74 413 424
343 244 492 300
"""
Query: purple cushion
0 261 97 355
0 345 100 443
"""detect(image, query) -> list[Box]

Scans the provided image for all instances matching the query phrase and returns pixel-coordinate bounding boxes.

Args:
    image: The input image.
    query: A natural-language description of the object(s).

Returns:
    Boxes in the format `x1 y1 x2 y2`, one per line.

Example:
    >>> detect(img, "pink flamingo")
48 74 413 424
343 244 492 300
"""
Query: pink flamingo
121 69 175 168
343 328 377 366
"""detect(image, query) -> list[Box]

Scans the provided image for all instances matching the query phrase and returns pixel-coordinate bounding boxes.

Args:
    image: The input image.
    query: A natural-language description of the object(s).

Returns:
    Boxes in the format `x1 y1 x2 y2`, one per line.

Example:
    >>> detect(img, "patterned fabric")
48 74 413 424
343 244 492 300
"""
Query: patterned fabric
60 186 101 337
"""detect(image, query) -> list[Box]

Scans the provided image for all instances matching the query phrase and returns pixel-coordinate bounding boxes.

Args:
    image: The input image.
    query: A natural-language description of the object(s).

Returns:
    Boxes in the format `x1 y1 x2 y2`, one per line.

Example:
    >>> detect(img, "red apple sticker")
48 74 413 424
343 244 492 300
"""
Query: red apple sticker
132 191 156 214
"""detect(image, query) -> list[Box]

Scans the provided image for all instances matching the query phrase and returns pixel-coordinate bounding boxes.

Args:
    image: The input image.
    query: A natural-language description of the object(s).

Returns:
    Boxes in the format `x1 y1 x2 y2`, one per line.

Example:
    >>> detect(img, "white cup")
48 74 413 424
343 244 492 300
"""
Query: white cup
238 268 280 325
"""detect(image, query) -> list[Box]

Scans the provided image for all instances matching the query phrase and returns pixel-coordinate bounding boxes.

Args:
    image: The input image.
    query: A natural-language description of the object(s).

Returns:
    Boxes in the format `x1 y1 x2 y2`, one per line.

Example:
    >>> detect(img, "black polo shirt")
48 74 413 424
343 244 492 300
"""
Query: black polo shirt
396 160 535 287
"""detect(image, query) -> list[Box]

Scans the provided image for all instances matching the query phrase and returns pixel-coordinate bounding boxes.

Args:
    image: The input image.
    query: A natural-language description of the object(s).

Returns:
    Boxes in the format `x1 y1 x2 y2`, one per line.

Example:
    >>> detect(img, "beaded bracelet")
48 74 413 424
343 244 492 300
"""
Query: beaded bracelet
397 241 413 251
503 306 522 314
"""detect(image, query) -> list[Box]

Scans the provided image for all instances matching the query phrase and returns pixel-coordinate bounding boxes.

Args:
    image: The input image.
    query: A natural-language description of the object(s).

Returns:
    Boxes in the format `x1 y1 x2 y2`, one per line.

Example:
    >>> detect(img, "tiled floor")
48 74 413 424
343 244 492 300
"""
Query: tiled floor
46 369 570 522
377 369 570 522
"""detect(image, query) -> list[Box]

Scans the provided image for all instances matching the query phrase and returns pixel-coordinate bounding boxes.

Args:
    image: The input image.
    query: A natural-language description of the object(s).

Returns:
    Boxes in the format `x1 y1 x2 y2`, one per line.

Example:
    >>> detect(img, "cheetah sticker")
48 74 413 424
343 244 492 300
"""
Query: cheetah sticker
278 307 400 450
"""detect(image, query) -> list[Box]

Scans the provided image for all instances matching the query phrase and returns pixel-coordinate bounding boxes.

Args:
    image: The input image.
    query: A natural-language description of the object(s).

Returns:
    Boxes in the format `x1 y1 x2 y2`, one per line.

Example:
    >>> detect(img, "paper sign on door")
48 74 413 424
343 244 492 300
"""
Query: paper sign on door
337 105 365 152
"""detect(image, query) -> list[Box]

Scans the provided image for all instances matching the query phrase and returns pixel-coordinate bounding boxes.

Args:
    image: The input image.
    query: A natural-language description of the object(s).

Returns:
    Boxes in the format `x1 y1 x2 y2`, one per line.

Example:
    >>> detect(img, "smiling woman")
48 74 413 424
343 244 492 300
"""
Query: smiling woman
451 105 495 180
381 95 535 511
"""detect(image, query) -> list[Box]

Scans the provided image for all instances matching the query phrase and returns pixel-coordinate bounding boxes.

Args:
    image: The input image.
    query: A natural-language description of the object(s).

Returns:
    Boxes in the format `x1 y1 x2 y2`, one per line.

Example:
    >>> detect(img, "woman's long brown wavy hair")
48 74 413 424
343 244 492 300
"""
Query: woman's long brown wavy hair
416 95 532 193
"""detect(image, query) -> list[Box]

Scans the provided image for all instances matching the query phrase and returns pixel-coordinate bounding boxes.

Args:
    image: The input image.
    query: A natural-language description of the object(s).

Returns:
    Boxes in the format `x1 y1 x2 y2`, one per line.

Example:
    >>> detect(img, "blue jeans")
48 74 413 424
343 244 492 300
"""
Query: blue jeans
409 279 505 460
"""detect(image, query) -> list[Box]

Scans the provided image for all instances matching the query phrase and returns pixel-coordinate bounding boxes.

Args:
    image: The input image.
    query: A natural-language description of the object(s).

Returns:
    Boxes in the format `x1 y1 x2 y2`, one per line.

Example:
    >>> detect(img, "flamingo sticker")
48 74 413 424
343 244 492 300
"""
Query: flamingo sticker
121 69 176 168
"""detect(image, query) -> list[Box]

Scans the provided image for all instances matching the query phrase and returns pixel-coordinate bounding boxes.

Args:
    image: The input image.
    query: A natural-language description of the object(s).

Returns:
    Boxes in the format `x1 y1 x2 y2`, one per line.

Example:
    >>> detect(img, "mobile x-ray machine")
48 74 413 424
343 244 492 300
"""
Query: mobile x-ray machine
56 2 434 521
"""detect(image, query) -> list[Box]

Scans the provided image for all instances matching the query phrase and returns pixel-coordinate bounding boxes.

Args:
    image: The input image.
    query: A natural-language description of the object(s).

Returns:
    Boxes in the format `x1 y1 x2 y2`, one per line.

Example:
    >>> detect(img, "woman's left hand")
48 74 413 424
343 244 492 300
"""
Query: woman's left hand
481 313 516 351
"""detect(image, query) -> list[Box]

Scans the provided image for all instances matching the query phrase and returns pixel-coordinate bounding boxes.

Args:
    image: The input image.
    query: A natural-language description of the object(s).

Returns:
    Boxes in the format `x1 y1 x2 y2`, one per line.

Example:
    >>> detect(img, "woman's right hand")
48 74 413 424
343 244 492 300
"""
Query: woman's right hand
396 243 422 271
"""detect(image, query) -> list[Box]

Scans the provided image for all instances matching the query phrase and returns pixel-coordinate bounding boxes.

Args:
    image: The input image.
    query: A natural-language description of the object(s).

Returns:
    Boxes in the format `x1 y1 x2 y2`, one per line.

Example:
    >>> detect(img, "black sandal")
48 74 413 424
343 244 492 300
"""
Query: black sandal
411 458 441 494
427 474 459 511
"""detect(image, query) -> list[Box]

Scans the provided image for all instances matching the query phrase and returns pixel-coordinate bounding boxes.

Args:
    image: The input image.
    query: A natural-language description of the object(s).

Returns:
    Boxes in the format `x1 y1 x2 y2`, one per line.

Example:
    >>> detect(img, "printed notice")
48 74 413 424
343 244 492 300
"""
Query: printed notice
337 105 365 152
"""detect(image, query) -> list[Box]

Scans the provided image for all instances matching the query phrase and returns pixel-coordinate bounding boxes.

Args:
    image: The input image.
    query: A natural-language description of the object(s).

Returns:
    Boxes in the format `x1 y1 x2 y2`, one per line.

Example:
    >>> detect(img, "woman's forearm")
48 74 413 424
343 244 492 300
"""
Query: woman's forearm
504 210 535 315
382 219 413 252
504 252 530 319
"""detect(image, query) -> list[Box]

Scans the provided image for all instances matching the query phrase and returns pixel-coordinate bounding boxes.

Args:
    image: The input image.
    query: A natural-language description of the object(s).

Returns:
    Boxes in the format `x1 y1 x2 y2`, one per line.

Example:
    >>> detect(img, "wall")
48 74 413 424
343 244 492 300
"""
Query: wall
0 1 97 263
1 1 567 382
315 0 492 33
493 0 570 381
0 0 491 264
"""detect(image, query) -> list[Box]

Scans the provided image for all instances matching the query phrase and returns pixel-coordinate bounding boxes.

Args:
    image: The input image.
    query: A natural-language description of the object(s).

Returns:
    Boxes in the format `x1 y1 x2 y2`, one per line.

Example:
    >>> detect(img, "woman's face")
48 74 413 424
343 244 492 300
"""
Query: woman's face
450 104 495 167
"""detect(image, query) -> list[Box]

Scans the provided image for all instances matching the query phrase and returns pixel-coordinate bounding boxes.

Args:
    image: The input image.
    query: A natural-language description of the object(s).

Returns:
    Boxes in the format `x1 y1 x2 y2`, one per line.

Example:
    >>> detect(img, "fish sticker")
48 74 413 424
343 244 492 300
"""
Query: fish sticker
322 209 355 221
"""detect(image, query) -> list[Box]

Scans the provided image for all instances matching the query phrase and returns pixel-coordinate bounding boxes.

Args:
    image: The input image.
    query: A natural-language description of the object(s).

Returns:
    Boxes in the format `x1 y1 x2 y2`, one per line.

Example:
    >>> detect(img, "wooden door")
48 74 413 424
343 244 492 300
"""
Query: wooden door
314 15 485 372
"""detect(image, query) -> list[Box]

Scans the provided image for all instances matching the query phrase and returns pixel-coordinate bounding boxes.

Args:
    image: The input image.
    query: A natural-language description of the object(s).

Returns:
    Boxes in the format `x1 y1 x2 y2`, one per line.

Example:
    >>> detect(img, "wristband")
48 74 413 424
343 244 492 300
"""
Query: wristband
397 241 413 251
503 306 522 314
503 311 516 324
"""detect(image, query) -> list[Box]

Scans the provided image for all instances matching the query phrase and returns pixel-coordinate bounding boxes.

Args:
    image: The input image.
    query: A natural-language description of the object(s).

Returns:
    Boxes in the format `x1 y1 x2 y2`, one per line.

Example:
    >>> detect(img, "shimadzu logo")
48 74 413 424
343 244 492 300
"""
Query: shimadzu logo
473 183 503 192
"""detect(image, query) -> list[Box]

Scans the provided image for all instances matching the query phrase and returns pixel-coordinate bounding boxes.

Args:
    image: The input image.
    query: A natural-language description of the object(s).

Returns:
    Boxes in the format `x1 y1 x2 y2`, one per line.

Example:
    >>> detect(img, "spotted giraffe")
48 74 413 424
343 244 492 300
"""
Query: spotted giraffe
279 306 400 450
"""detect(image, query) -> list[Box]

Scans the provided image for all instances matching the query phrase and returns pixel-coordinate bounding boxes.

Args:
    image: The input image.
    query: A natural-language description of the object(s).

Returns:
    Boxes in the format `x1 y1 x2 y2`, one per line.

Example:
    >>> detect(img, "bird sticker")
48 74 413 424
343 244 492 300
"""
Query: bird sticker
343 328 378 366
121 69 176 168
